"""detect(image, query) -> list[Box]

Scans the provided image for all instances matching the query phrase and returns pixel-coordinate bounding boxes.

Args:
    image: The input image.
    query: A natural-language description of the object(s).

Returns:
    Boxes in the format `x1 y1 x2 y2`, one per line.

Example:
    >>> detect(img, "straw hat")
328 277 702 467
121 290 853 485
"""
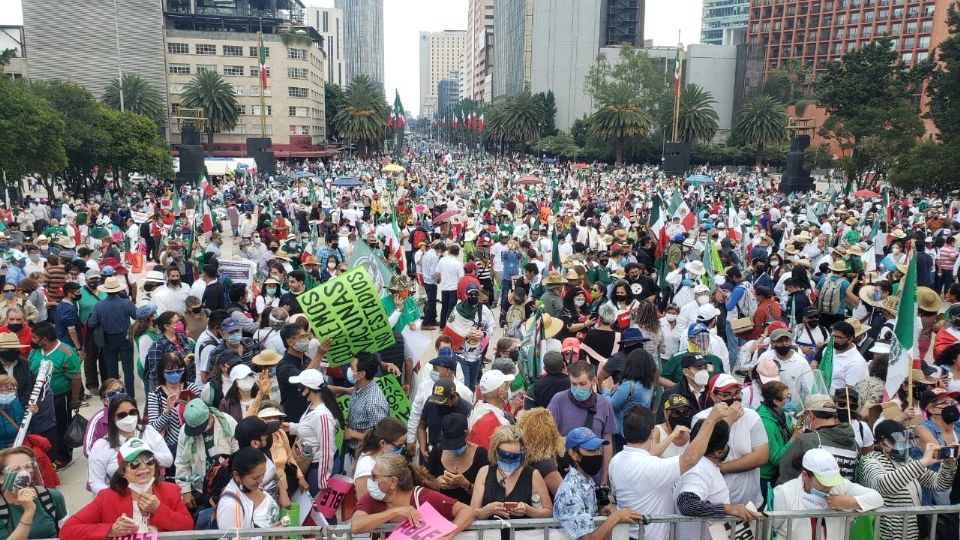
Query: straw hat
846 245 864 256
614 229 628 241
34 234 49 244
917 287 943 313
0 333 28 350
845 317 870 337
533 313 564 339
464 231 477 243
387 274 414 292
685 261 706 276
252 350 282 367
858 285 880 307
542 271 568 286
57 236 76 249
845 217 858 226
830 259 848 272
302 255 320 267
878 295 900 315
784 245 799 256
892 229 907 239
612 267 626 279
274 250 291 261
100 277 125 294
565 269 580 281
144 270 166 284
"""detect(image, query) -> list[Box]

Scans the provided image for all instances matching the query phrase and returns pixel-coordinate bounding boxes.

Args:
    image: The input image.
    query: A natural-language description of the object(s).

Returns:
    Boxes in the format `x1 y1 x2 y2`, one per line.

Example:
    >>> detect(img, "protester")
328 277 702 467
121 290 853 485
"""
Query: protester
470 425 553 520
0 447 67 539
86 396 172 493
287 368 344 496
354 417 407 498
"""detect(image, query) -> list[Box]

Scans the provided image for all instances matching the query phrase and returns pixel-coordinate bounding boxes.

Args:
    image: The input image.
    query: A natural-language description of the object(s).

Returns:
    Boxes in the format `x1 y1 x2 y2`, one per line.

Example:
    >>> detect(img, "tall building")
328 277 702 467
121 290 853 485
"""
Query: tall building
463 0 495 102
21 0 167 100
307 6 346 88
336 0 384 90
164 0 329 157
604 0 645 46
419 30 467 120
437 72 461 119
747 0 948 74
493 0 604 130
701 0 751 45
0 26 27 80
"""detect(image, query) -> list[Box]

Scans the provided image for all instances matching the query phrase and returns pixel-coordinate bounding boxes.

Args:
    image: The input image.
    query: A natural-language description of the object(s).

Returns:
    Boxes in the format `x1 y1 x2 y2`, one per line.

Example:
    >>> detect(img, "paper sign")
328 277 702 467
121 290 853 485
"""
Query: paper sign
387 502 456 540
376 374 412 425
130 211 151 224
314 474 354 519
291 489 313 526
297 267 396 366
117 533 158 540
708 502 758 540
218 259 257 285
402 326 431 363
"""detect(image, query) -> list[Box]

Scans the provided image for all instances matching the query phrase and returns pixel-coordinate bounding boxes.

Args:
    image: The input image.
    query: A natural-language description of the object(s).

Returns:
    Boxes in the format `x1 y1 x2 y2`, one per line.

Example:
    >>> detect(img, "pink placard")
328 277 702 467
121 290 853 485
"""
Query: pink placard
117 533 158 540
387 502 456 540
314 474 354 519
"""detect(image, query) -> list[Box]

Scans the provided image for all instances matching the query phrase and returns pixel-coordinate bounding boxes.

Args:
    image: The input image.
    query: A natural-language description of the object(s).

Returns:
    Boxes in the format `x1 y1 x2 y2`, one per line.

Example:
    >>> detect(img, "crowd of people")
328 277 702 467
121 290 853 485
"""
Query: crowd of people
0 141 959 540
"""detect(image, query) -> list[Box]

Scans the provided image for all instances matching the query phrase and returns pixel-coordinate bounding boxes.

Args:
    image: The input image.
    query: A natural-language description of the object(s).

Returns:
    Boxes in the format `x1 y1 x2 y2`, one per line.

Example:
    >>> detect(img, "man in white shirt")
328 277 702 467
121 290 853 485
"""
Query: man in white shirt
405 354 472 454
435 244 464 329
827 320 869 393
489 235 508 286
610 402 730 540
151 267 191 315
756 328 815 402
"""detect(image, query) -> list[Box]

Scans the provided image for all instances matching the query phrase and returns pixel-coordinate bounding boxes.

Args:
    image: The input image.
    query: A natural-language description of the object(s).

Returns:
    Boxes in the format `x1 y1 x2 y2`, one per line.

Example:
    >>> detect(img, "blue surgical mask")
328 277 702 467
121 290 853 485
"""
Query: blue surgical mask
2 292 14 301
570 387 592 402
226 333 243 345
873 292 882 302
429 370 440 383
346 367 355 384
809 487 830 499
0 394 15 406
438 347 453 357
388 445 405 455
450 445 467 457
164 371 183 384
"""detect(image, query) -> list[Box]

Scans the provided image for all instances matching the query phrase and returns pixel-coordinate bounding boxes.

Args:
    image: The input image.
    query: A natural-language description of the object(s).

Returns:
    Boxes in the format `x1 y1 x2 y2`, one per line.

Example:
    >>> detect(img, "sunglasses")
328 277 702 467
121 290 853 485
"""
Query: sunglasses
116 409 139 420
127 456 156 470
2 289 14 293
106 390 127 402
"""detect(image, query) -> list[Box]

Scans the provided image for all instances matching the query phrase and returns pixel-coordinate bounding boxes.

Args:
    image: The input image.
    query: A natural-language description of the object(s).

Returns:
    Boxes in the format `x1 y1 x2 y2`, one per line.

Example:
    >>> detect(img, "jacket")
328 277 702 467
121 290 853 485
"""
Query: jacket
60 481 194 540
757 403 793 482
778 423 858 484
174 409 238 494
772 477 883 540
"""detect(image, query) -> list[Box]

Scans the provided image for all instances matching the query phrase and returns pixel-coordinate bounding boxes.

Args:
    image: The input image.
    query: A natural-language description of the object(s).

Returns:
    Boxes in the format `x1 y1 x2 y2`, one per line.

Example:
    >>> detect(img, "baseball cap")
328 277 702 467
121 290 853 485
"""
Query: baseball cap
220 317 243 334
117 437 152 464
688 322 710 337
135 304 158 321
479 370 514 394
769 329 792 342
429 355 458 371
465 283 480 294
184 399 211 436
543 351 564 374
289 368 326 390
697 304 718 322
756 358 781 384
562 337 581 353
438 413 468 450
919 388 960 410
663 394 692 412
680 353 708 369
804 394 838 413
710 373 739 392
229 364 254 383
565 427 610 451
620 327 648 344
234 416 280 447
802 448 844 487
427 379 457 406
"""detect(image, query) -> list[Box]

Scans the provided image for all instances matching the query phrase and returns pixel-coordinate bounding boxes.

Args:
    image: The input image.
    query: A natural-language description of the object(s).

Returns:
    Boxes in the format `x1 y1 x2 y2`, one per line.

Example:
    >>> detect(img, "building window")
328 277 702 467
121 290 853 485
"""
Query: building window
924 5 935 16
917 51 929 61
252 105 272 116
288 87 308 98
893 7 903 17
864 11 874 21
249 66 271 77
249 46 269 57
288 67 308 79
903 36 915 48
169 64 190 75
288 48 307 60
906 21 917 33
196 44 216 55
167 43 189 54
288 106 309 116
891 23 901 34
919 35 930 48
171 103 181 115
879 9 889 19
197 64 217 73
223 45 243 57
921 20 933 32
902 52 913 64
235 104 247 115
850 12 860 22
223 65 245 76
908 6 919 16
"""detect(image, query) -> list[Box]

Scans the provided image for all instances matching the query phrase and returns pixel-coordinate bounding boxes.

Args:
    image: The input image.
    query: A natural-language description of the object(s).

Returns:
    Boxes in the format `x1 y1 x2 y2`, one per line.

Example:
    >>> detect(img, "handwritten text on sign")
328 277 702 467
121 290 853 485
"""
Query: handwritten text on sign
387 502 456 540
314 474 354 519
297 267 395 366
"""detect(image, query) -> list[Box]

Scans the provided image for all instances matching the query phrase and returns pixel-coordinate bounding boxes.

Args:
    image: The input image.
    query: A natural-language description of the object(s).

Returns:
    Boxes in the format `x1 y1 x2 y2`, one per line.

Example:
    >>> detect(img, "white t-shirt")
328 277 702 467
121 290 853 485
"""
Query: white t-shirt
829 346 869 394
755 350 815 402
693 407 767 507
353 453 376 497
436 256 464 291
609 446 682 540
674 457 730 540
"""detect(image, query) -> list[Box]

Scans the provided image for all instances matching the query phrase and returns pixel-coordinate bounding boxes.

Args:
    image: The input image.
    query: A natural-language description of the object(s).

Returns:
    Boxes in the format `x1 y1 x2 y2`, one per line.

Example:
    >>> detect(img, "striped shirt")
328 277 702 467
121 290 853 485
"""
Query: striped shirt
44 265 67 303
858 451 956 540
146 383 204 450
290 403 338 491
939 245 958 271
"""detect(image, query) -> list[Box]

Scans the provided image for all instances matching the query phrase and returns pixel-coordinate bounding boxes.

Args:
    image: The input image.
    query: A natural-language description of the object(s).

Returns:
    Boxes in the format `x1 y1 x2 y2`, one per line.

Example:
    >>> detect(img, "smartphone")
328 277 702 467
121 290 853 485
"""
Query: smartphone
503 502 519 511
179 390 198 402
937 446 958 460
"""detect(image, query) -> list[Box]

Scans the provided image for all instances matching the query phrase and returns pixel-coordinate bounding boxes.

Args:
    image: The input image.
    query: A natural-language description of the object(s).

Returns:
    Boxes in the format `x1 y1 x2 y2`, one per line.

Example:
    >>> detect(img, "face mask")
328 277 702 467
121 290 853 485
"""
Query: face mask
328 262 337 269
809 487 830 499
721 397 741 406
116 414 139 433
2 292 13 301
5 324 22 334
770 261 780 268
2 470 33 492
387 445 405 456
293 340 310 353
429 370 440 383
715 445 731 462
670 413 692 429
265 288 277 297
438 347 453 357
450 445 467 457
88 280 101 289
837 408 851 423
0 351 19 364
368 478 388 501
666 314 677 322
226 333 243 345
890 443 911 462
509 349 520 362
467 296 479 306
574 299 585 307
164 371 183 384
0 393 15 406
237 377 255 392
173 322 184 334
696 295 710 305
578 454 604 477
346 367 356 384
693 369 710 387
496 449 525 475
127 476 154 494
941 405 960 424
168 280 180 287
773 345 792 356
190 308 202 314
873 292 883 302
570 387 592 402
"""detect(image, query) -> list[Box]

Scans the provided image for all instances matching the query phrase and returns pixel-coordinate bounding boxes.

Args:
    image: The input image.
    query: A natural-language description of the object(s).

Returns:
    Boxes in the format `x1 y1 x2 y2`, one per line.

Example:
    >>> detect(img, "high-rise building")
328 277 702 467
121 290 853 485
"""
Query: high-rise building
336 0 384 90
21 0 167 100
493 0 604 130
463 0 495 102
307 6 346 88
604 0 645 46
163 0 328 157
746 0 948 74
419 30 467 120
437 72 461 119
701 0 751 45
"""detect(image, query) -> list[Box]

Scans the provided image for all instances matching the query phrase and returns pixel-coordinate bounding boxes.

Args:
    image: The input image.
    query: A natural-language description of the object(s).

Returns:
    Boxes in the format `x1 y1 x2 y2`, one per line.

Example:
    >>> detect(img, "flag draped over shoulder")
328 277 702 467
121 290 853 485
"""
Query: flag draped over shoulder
885 245 917 399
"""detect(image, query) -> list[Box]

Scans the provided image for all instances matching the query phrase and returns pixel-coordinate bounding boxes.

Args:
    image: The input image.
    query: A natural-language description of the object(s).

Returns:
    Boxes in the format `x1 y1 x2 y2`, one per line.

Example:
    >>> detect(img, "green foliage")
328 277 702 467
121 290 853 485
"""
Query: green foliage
804 143 836 171
281 32 314 48
589 82 652 165
181 69 240 146
333 75 388 157
762 60 815 104
325 83 345 141
690 143 786 167
731 95 788 166
532 131 581 160
99 109 173 179
888 139 960 194
927 5 960 142
585 45 669 114
533 91 557 136
0 78 68 196
484 88 545 150
658 83 719 143
102 73 166 129
0 48 15 69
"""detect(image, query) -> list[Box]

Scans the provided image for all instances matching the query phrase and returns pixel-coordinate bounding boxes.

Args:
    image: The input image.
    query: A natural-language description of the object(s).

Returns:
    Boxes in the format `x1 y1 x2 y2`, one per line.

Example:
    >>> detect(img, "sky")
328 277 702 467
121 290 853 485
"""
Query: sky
0 0 701 116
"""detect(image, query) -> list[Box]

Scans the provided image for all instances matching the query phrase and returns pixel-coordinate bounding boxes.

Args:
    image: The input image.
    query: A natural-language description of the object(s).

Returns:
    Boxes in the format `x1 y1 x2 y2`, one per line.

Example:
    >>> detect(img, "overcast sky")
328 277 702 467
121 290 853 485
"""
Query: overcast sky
1 0 701 116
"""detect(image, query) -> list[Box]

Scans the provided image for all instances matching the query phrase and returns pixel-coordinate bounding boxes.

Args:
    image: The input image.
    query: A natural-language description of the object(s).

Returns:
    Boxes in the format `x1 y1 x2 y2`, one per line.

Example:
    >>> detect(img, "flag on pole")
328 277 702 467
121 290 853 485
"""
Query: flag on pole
649 194 668 259
885 244 918 399
819 336 835 392
199 174 214 197
726 197 741 242
882 188 892 227
172 188 181 213
673 47 682 97
845 178 856 197
479 113 485 132
258 33 269 89
550 227 561 270
384 193 405 273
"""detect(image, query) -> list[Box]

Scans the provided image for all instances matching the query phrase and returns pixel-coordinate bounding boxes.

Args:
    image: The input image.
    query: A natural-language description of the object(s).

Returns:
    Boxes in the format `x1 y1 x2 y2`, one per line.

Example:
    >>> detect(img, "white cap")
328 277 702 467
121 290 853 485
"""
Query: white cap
693 284 711 294
869 342 891 355
288 368 326 390
479 370 514 394
697 304 718 322
229 364 253 382
801 448 843 487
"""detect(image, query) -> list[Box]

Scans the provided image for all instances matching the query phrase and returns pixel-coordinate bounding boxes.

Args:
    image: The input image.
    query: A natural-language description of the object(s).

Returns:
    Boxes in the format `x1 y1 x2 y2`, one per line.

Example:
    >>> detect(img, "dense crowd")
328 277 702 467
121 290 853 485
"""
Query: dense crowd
0 141 958 540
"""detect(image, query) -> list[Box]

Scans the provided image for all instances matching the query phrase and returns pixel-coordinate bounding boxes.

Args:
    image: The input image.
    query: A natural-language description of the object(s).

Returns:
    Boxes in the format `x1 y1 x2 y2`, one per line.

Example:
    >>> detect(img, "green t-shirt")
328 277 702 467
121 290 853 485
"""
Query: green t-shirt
0 489 65 540
78 287 106 324
28 344 80 396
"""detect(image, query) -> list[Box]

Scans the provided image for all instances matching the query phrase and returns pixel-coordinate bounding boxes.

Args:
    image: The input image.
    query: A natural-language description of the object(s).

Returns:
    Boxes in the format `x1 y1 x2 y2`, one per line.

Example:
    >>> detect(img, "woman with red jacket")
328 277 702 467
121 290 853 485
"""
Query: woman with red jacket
60 438 194 539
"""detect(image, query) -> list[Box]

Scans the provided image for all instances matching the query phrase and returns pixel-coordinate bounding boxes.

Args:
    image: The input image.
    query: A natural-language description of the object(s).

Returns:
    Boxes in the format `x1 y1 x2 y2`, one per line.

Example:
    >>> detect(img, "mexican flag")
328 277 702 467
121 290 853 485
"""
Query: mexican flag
391 91 405 129
649 194 668 259
882 188 891 227
845 177 856 197
726 197 741 242
885 244 917 399
200 193 217 234
550 226 561 270
199 174 214 197
384 202 405 273
673 47 682 97
478 113 484 132
258 33 268 89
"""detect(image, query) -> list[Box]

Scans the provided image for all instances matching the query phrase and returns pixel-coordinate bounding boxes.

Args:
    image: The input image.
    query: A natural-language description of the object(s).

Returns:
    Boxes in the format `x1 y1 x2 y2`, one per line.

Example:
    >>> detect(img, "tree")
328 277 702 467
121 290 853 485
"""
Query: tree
333 75 388 157
659 83 719 143
532 131 582 160
99 109 173 182
484 89 544 151
102 73 166 129
585 45 669 114
589 81 653 165
889 139 960 193
763 60 815 104
533 91 557 136
730 95 788 166
0 78 68 199
0 48 15 69
324 83 345 142
927 6 960 142
180 70 240 147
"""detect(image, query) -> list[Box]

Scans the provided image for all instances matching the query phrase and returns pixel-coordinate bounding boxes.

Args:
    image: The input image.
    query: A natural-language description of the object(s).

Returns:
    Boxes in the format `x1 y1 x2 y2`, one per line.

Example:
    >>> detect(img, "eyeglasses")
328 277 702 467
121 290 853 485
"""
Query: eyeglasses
1 289 14 293
116 409 139 420
715 389 743 400
127 456 156 470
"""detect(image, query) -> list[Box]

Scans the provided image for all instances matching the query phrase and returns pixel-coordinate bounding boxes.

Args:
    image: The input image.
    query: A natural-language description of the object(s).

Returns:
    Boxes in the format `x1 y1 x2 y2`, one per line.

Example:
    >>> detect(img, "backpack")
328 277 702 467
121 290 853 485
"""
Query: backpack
735 282 759 318
201 455 232 510
816 277 844 315
0 487 59 533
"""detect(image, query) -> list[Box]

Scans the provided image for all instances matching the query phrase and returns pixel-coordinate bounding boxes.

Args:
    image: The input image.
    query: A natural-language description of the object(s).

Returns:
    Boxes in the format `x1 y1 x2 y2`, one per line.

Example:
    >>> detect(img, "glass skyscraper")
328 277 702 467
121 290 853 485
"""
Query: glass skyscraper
701 0 751 44
336 0 384 91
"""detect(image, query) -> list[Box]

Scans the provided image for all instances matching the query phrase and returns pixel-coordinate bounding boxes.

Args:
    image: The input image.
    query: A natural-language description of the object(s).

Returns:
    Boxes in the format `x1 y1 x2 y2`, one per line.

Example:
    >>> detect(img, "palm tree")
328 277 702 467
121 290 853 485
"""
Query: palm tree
731 95 788 166
102 73 166 129
589 82 652 165
333 75 388 157
180 70 240 147
499 90 545 147
676 84 719 143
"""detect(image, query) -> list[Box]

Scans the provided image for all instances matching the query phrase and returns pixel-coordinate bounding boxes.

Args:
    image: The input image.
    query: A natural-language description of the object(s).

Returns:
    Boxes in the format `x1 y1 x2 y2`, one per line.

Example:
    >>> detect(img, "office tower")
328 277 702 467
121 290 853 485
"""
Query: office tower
307 6 346 88
605 0 645 46
464 0 495 102
702 0 751 45
419 30 467 119
336 0 384 91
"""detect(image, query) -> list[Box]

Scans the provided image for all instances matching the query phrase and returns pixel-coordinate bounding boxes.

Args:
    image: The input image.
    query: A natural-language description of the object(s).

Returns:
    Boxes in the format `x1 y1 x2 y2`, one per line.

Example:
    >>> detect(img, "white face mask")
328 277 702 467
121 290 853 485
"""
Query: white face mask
693 369 710 387
696 295 710 306
237 377 256 392
367 479 388 501
666 314 677 322
128 477 154 494
116 415 139 433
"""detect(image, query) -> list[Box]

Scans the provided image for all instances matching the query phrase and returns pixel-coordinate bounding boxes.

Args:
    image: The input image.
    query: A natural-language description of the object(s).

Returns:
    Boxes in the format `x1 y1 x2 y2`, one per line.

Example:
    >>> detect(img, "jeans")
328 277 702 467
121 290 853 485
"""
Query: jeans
459 357 481 391
936 269 954 295
103 332 136 399
439 290 457 329
723 320 740 371
423 283 438 325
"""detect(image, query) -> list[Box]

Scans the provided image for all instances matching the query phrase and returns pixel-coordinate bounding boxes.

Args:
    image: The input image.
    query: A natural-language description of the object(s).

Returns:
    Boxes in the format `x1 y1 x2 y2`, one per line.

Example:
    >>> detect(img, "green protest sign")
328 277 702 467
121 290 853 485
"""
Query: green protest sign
296 267 396 367
336 374 410 429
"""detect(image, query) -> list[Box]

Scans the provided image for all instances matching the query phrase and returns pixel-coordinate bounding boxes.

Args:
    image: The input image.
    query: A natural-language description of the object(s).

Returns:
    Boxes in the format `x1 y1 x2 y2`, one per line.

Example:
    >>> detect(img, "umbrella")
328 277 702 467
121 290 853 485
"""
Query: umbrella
516 175 543 186
853 189 881 199
432 209 460 224
382 163 404 173
571 163 590 170
685 174 715 185
332 176 362 187
542 157 557 164
291 171 316 179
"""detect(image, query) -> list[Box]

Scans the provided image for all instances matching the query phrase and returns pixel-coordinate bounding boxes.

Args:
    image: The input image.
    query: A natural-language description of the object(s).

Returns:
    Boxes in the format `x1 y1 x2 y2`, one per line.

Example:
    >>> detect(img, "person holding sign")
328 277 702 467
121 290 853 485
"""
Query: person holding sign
351 453 475 538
